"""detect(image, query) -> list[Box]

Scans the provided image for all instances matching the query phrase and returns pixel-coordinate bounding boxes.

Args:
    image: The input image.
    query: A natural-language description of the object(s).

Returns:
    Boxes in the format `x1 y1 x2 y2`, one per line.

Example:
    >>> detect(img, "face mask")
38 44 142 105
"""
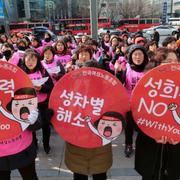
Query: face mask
3 50 12 60
18 46 26 51
45 37 51 42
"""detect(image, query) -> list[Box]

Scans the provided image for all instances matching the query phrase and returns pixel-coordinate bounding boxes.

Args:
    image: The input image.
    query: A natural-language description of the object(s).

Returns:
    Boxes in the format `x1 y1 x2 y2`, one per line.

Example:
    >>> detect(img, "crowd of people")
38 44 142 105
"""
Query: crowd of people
0 28 180 180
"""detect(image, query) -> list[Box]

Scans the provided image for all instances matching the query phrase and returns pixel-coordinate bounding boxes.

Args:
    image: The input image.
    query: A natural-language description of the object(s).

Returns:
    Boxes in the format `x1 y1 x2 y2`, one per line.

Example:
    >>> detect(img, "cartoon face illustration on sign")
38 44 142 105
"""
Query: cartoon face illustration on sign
0 87 38 130
95 117 123 138
85 111 126 146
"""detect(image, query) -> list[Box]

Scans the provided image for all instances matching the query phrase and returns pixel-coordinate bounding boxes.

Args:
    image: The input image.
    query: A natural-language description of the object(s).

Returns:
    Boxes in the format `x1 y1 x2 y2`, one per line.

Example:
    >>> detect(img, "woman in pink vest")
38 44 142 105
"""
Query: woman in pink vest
30 37 43 57
115 44 149 157
54 39 72 68
41 32 54 47
41 45 65 84
86 39 102 62
109 42 129 72
9 39 28 66
20 49 54 154
0 87 41 180
135 48 180 180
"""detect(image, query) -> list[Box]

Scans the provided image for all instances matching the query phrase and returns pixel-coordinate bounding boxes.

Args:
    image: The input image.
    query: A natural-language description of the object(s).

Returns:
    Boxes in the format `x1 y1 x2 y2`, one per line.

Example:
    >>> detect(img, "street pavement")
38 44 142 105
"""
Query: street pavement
12 128 141 180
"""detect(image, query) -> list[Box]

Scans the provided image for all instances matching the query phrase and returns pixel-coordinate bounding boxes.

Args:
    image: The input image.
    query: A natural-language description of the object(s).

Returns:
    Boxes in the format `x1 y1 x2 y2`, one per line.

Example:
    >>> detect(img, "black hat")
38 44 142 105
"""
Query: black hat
128 44 149 72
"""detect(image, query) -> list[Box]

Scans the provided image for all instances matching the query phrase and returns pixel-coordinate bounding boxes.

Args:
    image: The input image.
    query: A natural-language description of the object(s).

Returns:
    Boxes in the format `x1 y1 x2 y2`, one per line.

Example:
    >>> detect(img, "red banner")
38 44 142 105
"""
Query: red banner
132 63 180 142
49 68 129 148
0 61 37 140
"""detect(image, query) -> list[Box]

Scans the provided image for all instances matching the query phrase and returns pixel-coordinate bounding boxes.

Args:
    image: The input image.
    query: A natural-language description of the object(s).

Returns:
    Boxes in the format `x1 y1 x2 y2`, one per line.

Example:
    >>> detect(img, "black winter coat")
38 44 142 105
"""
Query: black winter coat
135 129 180 179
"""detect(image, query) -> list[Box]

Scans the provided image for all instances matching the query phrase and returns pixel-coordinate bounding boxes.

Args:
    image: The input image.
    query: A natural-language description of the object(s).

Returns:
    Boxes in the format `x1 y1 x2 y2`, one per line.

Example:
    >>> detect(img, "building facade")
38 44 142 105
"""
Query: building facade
19 0 45 21
3 0 176 23
173 0 180 16
71 0 90 18
3 0 18 21
3 0 45 22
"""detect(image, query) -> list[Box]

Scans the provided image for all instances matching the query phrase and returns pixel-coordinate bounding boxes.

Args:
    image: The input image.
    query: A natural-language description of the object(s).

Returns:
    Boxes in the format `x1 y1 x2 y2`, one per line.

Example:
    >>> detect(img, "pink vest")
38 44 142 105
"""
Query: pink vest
125 65 144 96
104 42 110 47
70 42 77 49
41 59 60 84
30 46 43 56
109 56 127 72
54 54 71 67
109 46 115 58
41 40 54 47
28 71 48 103
0 131 32 157
93 49 102 62
9 50 25 65
36 46 43 56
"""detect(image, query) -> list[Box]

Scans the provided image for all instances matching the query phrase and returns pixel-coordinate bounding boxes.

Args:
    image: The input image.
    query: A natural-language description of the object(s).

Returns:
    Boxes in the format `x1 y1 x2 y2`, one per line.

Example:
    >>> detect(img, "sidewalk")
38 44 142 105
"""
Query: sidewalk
12 129 141 180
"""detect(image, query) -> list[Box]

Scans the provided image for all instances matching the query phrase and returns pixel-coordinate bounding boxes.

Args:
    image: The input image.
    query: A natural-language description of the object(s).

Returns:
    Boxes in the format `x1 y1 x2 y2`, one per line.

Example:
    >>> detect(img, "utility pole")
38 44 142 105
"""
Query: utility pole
67 0 72 18
90 0 98 40
170 0 173 17
24 0 31 20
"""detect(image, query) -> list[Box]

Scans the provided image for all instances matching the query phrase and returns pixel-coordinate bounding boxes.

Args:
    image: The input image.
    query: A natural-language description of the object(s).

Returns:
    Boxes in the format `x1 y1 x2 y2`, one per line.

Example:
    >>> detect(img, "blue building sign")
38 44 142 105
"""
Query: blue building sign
162 1 167 24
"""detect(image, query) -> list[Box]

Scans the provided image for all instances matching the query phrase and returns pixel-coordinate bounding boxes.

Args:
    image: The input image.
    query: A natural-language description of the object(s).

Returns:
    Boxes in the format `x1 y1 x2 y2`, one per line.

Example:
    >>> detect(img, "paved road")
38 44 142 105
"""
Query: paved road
12 128 141 180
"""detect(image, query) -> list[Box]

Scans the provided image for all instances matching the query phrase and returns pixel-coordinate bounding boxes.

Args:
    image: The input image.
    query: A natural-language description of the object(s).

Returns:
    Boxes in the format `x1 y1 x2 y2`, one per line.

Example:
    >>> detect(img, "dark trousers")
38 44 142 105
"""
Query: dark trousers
42 123 51 147
125 111 136 145
142 176 178 180
142 146 178 180
32 123 51 147
74 172 107 180
0 160 38 180
38 101 51 147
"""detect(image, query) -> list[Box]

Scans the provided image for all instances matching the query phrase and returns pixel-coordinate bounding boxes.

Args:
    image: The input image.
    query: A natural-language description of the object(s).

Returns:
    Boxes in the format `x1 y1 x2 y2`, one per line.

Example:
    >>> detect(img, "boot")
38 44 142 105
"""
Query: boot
124 145 133 157
43 143 51 154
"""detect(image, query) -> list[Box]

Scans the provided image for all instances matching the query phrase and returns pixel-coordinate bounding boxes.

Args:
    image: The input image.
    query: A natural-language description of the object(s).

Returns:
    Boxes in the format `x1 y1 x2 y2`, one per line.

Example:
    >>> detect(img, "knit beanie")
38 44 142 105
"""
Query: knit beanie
128 44 149 72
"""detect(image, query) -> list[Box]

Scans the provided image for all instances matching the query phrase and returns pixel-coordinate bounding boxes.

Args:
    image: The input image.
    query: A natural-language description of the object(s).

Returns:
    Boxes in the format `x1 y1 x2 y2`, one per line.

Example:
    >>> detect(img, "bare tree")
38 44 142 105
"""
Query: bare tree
98 1 107 17
119 1 136 18
117 0 151 18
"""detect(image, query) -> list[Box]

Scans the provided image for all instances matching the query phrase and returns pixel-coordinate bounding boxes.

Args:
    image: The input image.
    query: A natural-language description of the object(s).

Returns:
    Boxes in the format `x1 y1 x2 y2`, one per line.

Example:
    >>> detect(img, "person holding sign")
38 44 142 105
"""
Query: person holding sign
20 49 54 154
133 48 180 180
0 87 41 180
65 111 125 180
49 45 129 180
64 46 113 180
114 44 149 157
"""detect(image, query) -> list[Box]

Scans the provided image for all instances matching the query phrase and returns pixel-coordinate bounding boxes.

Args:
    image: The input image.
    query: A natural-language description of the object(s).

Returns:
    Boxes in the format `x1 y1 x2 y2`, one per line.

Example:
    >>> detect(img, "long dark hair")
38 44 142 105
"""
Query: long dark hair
21 48 44 74
54 39 68 55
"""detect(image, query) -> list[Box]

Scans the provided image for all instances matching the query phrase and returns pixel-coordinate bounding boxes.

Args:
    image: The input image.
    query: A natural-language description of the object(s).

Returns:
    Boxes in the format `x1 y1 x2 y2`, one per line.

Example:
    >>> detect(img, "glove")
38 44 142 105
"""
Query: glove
28 110 39 125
